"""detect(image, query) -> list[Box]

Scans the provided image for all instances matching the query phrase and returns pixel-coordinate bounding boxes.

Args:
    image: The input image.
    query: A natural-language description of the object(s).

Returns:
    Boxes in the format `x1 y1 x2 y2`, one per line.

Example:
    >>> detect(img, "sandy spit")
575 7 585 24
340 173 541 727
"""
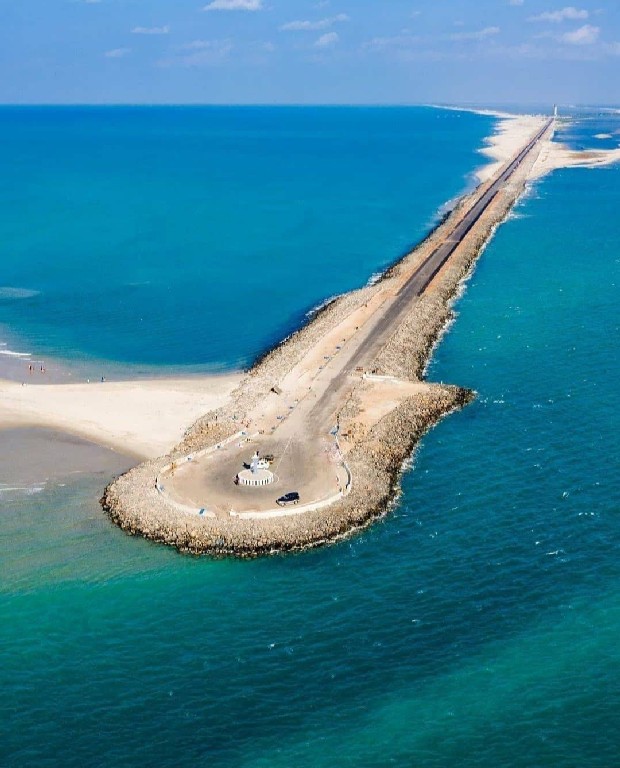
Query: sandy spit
531 141 620 179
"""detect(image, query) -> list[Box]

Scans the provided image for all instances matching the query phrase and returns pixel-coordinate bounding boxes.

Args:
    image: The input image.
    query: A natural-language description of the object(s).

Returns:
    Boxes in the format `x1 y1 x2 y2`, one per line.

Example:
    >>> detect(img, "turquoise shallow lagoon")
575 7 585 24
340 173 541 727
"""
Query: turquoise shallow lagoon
1 109 620 766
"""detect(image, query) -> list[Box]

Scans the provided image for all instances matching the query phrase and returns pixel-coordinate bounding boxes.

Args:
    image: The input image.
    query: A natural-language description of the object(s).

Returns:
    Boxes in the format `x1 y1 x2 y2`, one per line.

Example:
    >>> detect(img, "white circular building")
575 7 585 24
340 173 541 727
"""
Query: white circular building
236 451 274 487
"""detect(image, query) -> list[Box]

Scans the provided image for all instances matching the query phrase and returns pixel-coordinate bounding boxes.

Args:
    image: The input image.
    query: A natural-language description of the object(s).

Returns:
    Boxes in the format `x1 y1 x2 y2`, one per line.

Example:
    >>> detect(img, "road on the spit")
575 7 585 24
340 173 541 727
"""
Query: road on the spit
308 119 554 431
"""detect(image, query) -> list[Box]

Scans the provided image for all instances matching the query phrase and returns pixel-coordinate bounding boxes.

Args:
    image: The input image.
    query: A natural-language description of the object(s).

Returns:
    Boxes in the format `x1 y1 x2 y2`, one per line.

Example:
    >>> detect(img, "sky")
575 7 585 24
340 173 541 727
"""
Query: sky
2 1 620 105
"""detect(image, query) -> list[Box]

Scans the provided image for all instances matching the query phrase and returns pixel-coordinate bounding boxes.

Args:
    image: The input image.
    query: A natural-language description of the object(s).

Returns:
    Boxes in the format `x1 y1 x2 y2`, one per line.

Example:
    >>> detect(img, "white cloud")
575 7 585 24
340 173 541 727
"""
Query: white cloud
180 40 218 50
280 14 348 32
363 33 419 51
561 23 600 44
131 25 170 35
529 7 588 22
314 32 339 48
161 39 233 66
508 0 524 6
203 0 262 10
105 48 131 58
450 26 500 41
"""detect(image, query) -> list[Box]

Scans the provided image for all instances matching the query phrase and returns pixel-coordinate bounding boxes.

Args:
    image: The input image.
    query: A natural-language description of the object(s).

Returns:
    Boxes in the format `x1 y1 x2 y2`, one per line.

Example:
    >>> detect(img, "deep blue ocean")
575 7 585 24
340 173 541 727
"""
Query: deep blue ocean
2 107 620 767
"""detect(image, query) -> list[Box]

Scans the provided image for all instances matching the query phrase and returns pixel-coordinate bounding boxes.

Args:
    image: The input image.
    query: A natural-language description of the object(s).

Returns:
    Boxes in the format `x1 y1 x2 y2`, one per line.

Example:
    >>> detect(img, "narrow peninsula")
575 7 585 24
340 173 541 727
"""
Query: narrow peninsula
102 114 566 556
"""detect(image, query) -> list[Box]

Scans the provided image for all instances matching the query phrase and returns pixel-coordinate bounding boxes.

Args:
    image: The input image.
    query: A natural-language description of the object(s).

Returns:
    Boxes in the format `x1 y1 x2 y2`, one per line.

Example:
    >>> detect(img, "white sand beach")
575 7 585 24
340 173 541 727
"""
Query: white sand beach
0 374 242 459
476 112 620 182
477 115 547 182
530 141 620 179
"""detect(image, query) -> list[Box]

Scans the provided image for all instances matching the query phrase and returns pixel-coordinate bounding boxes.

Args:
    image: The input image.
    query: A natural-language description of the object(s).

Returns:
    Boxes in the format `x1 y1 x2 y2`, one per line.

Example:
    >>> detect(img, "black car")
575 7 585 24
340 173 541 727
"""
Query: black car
276 492 300 506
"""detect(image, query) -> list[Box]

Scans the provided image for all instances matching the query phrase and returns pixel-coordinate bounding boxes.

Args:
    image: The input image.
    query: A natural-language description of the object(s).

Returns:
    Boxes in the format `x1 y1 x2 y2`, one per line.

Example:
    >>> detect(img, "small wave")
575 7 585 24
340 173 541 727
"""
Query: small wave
0 286 40 300
506 210 529 221
421 215 504 379
305 294 341 319
0 349 32 358
430 195 461 228
0 483 45 496
366 271 383 287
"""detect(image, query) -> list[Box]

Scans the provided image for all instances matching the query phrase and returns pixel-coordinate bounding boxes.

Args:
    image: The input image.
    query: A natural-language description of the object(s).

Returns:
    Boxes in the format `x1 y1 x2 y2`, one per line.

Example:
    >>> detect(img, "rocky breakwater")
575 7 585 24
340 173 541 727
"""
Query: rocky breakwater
102 122 548 556
103 384 472 557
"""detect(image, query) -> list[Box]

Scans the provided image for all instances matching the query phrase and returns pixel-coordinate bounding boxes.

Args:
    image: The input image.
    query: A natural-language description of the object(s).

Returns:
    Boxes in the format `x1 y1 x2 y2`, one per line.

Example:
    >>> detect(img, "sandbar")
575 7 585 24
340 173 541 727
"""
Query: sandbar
531 141 620 179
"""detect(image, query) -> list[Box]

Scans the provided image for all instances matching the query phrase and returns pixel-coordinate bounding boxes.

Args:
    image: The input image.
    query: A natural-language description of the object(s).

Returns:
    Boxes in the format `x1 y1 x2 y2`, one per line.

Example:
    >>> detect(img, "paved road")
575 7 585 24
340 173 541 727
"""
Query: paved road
308 119 553 430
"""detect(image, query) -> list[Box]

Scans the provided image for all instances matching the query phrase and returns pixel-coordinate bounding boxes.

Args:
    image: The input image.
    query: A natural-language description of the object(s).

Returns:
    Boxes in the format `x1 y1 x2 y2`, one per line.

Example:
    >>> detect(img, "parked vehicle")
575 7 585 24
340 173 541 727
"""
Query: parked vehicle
276 492 300 506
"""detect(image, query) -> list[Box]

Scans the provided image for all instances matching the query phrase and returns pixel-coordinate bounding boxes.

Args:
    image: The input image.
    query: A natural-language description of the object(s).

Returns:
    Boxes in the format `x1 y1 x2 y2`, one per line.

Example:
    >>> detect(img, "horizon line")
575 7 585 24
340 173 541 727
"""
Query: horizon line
0 101 615 109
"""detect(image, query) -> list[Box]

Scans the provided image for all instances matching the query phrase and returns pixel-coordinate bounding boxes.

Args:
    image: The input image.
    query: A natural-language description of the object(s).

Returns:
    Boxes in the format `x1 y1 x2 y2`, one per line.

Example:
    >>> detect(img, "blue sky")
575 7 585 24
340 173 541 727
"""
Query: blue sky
3 1 619 104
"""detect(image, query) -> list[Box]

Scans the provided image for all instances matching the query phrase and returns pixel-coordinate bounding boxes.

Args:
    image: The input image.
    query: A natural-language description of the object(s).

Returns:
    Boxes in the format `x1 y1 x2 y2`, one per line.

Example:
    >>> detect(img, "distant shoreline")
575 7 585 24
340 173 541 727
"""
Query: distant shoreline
427 103 524 119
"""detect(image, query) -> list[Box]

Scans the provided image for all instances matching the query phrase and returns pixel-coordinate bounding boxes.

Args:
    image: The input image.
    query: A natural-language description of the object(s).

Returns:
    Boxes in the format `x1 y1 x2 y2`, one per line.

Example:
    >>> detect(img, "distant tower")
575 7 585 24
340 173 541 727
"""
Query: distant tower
553 104 558 118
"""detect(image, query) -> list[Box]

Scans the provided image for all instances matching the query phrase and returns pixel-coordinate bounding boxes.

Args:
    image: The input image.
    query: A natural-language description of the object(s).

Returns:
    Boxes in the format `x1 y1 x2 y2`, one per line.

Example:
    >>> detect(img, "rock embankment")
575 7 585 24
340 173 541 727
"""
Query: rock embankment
103 384 472 556
102 125 545 556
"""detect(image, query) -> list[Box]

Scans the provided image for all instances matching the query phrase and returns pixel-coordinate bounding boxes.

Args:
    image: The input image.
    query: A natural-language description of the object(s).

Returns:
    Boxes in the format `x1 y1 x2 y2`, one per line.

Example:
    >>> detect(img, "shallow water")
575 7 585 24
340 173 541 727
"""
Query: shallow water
2 110 620 767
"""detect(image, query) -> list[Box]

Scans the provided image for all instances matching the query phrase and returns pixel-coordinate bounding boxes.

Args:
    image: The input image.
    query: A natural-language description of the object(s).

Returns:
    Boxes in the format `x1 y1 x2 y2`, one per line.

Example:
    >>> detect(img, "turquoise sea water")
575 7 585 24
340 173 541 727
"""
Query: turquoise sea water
2 108 620 767
0 106 490 372
557 107 620 151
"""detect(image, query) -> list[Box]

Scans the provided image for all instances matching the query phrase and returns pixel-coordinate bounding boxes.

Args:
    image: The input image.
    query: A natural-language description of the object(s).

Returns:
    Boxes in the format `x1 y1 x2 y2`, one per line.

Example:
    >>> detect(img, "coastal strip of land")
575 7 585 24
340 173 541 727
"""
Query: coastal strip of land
101 115 554 556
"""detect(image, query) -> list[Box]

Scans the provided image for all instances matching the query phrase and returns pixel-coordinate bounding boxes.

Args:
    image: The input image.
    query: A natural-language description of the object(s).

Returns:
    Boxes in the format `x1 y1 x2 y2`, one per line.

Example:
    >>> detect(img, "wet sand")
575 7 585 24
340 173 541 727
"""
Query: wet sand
0 427 134 490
